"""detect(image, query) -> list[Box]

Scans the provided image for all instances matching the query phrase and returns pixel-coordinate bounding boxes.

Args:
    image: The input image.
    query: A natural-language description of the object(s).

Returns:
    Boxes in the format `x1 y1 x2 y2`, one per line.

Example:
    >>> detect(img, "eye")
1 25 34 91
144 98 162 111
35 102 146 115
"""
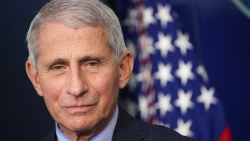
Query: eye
54 66 63 70
88 62 97 67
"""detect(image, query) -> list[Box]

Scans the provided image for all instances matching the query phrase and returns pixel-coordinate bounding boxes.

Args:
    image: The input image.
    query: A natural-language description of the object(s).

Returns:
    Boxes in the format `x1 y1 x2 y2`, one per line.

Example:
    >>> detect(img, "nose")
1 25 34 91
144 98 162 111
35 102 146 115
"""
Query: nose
66 67 88 97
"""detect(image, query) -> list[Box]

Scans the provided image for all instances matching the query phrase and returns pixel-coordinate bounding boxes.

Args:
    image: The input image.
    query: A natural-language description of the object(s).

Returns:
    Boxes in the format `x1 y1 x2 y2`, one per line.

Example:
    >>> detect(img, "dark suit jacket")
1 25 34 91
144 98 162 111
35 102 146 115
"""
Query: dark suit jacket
41 106 198 141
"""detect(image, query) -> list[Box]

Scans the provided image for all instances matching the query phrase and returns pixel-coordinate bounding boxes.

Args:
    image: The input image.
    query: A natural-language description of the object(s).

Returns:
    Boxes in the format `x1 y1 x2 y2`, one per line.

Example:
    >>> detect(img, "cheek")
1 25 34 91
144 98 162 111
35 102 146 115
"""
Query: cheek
42 78 63 96
89 69 120 104
94 71 119 94
39 76 65 110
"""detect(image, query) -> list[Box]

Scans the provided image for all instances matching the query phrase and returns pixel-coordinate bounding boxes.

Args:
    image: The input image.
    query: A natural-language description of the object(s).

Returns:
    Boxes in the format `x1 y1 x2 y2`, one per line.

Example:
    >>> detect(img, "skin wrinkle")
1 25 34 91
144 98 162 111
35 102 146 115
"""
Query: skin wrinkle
47 23 113 138
26 21 134 141
33 17 114 70
25 1 136 140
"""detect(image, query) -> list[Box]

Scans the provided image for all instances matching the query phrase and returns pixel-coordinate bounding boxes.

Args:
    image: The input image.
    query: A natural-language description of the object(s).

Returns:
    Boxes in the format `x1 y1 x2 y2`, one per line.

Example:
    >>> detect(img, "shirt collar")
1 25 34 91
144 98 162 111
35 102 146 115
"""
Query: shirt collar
56 105 119 141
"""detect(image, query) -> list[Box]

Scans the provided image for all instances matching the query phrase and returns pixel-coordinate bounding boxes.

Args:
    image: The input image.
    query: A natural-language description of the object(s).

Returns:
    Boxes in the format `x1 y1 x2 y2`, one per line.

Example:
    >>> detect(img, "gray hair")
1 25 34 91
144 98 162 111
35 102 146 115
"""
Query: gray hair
26 0 127 69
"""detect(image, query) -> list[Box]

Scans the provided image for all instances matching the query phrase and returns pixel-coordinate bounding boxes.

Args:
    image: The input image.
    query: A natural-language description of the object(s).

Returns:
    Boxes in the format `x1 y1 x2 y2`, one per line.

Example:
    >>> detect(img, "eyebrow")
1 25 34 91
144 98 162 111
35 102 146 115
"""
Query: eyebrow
78 56 103 63
46 58 68 69
46 56 104 69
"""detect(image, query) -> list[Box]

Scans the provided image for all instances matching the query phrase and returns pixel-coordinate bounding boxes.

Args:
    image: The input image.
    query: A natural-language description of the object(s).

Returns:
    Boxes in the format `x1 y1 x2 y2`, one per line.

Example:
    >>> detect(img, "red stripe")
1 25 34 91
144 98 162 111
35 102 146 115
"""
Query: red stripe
218 126 233 141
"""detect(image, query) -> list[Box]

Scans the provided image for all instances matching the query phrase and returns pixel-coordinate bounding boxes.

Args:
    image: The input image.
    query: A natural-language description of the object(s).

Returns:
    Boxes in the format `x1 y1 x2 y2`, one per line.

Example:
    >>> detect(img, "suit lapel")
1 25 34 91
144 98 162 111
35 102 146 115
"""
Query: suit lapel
112 105 145 141
40 127 57 141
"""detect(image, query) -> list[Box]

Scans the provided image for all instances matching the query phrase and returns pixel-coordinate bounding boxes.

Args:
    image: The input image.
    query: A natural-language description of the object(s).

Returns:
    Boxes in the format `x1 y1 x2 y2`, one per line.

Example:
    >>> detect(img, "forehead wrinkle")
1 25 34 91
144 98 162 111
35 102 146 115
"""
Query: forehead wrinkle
38 23 112 67
68 26 108 59
39 23 108 52
77 25 108 48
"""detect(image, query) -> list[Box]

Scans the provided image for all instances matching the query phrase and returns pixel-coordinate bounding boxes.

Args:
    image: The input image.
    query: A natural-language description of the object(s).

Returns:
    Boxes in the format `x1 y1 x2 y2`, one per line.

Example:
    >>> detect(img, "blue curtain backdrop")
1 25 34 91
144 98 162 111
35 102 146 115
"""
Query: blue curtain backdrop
0 0 249 140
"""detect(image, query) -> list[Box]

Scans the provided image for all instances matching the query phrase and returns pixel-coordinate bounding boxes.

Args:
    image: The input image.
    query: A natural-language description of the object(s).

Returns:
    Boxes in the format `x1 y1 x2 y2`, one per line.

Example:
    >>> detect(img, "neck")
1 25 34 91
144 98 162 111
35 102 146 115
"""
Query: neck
59 106 117 141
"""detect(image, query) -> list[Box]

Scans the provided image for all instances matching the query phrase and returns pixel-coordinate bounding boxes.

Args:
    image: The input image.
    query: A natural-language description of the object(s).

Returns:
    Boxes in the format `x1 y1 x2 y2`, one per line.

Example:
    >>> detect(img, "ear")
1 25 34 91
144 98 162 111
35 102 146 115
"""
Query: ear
119 50 134 89
25 60 43 97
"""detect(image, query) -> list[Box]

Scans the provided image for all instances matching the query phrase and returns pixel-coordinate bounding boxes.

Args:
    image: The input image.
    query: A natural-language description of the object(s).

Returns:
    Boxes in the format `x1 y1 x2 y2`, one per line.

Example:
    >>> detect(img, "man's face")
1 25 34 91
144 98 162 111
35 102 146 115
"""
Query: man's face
32 22 120 133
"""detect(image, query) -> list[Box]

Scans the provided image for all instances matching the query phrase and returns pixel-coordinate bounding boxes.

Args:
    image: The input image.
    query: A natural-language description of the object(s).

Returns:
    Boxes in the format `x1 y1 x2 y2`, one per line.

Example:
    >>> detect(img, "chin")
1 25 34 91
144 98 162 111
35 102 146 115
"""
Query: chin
65 118 99 132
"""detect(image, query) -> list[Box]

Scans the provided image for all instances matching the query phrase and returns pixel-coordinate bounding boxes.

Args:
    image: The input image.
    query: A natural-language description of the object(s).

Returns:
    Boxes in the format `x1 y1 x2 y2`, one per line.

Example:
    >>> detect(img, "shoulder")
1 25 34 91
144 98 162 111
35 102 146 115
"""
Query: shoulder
40 128 56 141
137 120 198 141
116 106 198 141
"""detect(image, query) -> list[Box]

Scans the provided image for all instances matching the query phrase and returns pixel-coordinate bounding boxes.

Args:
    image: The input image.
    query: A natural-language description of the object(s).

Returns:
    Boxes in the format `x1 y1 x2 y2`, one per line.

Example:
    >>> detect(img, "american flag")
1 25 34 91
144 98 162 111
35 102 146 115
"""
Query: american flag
116 0 233 141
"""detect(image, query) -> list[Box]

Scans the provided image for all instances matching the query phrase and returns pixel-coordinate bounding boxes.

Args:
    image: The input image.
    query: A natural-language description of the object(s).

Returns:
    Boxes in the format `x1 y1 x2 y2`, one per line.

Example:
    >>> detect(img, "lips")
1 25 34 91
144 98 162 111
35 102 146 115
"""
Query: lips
63 104 96 113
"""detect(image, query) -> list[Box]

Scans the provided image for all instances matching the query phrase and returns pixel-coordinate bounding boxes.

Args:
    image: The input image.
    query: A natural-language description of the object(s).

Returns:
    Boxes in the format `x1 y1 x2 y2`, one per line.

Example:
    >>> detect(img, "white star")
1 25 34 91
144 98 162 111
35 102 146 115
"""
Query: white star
156 92 173 117
155 32 174 57
196 65 209 83
126 39 137 59
123 8 138 33
175 60 195 86
139 35 155 59
138 95 150 119
138 94 155 119
154 62 174 87
155 3 173 28
174 30 193 55
136 64 154 91
197 86 218 111
142 6 156 27
127 72 137 92
175 118 194 137
174 89 194 115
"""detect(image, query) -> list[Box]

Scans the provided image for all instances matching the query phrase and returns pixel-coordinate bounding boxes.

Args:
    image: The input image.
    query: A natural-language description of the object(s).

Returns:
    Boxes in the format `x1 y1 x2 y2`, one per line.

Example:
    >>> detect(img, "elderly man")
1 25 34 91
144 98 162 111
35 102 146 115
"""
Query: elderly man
25 0 198 141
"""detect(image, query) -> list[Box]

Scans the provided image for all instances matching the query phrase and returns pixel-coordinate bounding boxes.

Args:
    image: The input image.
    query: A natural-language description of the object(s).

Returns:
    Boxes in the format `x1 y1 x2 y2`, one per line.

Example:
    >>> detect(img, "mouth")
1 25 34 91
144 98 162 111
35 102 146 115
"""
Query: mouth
64 104 96 113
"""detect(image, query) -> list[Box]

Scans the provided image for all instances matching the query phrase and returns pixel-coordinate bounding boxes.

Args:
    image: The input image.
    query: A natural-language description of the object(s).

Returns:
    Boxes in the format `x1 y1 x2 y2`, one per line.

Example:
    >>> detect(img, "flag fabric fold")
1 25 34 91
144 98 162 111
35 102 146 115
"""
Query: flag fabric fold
116 0 233 141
